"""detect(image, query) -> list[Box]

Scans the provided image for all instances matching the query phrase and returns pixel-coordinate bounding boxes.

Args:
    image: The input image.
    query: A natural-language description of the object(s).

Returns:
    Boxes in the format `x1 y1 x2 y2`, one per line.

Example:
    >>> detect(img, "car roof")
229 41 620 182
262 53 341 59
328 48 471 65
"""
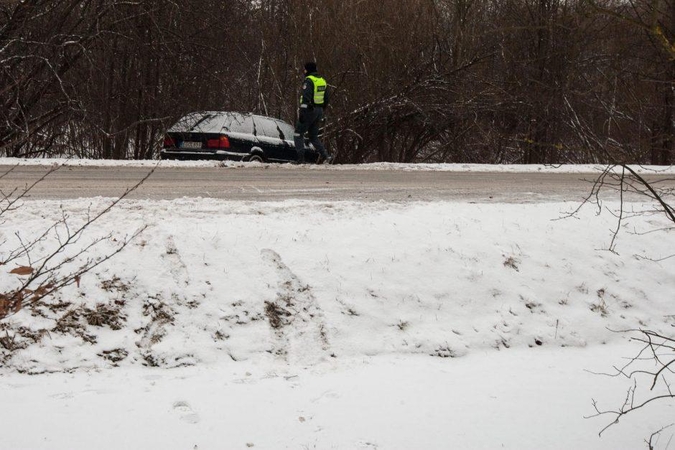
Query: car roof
169 111 288 133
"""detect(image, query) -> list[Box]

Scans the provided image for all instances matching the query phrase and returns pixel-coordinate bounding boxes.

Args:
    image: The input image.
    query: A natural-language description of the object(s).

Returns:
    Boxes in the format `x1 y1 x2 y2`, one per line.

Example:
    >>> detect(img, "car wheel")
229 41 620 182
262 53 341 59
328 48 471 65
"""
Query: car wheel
248 154 264 163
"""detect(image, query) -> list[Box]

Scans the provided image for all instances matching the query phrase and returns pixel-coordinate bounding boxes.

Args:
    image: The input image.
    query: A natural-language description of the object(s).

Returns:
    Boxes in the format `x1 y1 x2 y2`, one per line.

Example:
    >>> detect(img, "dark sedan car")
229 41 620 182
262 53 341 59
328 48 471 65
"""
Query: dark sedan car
160 111 319 163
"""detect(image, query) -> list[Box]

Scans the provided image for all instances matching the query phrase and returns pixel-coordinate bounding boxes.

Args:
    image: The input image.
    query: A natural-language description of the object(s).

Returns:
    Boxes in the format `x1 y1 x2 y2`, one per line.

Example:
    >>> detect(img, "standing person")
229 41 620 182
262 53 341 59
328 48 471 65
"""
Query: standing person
294 62 332 164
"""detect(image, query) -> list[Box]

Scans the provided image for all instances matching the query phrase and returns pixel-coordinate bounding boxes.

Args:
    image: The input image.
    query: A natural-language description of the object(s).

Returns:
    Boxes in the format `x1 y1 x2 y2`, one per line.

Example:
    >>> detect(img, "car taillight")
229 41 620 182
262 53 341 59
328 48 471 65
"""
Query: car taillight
206 135 230 149
163 136 176 148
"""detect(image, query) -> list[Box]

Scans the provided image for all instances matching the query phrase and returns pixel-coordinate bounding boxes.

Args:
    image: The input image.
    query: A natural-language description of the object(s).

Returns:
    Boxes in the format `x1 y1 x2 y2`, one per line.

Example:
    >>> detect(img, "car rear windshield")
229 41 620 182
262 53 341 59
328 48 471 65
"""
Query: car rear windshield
169 112 221 133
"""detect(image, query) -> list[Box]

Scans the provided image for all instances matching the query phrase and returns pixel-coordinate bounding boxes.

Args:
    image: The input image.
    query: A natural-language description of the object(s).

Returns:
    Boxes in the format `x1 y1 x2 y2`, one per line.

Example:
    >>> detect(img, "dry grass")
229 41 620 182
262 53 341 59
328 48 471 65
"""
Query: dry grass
503 256 520 271
100 276 131 293
98 348 128 364
84 302 126 330
264 301 291 329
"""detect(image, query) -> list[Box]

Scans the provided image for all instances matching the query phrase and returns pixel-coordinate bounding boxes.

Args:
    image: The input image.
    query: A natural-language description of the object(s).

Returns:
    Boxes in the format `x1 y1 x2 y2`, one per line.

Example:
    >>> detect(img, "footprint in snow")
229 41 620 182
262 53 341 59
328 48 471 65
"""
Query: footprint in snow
311 390 341 403
173 401 200 424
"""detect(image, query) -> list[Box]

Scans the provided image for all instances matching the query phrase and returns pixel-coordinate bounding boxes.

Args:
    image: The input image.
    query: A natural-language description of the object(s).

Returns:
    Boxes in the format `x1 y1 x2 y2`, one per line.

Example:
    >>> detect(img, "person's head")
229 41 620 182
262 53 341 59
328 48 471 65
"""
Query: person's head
304 62 317 75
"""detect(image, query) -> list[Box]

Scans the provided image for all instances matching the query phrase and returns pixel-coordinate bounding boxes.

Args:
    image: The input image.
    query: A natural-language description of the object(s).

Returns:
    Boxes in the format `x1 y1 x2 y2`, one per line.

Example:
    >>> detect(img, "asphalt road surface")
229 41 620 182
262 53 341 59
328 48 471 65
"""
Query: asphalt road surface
0 164 668 203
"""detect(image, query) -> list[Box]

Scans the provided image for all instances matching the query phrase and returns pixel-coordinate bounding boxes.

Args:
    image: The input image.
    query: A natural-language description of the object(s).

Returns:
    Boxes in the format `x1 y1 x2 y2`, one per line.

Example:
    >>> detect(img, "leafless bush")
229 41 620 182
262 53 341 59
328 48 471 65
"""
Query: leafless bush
568 136 675 445
0 163 154 321
589 330 675 445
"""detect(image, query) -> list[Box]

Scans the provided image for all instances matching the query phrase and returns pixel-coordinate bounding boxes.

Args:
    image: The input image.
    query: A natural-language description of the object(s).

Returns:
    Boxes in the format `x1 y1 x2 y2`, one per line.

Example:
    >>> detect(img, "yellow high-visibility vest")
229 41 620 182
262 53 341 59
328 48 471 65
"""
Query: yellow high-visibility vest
306 75 327 106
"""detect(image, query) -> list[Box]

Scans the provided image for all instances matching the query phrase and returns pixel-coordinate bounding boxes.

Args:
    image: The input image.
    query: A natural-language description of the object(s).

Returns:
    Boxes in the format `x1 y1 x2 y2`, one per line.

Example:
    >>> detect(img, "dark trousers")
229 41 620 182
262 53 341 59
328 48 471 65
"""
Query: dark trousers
294 106 328 162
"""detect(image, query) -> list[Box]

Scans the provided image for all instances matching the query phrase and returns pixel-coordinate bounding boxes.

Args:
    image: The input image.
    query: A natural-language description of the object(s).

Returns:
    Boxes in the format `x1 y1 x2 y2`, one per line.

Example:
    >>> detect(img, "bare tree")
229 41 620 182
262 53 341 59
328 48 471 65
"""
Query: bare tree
584 0 675 165
1 0 674 164
0 0 254 159
0 0 114 156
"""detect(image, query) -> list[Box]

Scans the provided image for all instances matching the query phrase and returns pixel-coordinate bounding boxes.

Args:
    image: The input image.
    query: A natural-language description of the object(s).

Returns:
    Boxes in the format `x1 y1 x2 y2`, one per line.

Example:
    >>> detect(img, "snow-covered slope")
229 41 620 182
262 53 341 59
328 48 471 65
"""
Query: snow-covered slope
1 162 674 449
2 198 672 374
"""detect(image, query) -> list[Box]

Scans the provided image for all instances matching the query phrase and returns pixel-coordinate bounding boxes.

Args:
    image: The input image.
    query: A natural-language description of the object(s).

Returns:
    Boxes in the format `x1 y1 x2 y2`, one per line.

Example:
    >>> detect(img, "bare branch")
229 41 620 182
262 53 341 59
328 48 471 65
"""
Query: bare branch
0 163 157 320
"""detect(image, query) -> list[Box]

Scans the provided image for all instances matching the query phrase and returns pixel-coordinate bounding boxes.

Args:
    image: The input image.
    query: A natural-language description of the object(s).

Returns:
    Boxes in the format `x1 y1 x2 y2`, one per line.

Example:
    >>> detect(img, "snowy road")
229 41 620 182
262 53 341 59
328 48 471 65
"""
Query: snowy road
0 163 645 202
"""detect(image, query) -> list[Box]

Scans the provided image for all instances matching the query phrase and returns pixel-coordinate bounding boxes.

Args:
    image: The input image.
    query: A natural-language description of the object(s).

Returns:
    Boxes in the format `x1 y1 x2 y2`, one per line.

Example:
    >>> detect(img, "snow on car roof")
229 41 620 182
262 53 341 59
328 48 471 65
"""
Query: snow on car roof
168 111 239 133
168 111 288 134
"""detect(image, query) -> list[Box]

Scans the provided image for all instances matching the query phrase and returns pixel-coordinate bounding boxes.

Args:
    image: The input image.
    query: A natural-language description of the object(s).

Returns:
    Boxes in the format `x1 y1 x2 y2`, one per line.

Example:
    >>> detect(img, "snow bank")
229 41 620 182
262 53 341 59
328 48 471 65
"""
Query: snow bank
1 188 674 449
2 199 673 374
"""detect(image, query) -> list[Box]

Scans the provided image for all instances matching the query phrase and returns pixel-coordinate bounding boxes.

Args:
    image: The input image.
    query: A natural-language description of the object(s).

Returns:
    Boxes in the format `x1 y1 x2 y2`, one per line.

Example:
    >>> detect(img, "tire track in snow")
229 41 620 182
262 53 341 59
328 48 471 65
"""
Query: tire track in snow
261 249 332 365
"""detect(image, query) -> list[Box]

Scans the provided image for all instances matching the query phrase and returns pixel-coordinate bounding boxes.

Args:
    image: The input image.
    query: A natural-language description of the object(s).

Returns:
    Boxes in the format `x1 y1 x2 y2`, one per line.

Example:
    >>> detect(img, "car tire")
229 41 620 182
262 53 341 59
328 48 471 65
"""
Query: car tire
248 154 264 163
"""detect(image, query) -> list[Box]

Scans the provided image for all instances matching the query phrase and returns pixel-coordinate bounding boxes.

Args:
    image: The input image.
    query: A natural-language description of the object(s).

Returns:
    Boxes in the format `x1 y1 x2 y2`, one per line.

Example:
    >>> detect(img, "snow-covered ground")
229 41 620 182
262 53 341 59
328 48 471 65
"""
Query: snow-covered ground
1 161 674 449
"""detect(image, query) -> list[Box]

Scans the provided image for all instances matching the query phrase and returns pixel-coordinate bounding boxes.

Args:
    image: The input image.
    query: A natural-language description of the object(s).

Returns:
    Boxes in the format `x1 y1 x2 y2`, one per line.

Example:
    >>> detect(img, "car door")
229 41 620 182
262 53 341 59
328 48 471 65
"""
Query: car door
253 117 294 162
221 114 256 155
275 120 304 161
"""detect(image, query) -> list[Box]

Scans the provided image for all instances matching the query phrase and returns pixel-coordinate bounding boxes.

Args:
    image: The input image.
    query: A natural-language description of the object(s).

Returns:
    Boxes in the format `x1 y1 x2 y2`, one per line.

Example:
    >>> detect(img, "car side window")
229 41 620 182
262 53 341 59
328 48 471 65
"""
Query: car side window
255 118 283 139
276 121 295 141
223 115 254 134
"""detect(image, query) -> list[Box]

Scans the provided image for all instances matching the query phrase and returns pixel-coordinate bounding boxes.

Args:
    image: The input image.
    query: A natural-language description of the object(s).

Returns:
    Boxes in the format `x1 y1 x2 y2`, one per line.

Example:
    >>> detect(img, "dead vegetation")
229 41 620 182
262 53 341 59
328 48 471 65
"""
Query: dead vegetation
98 348 129 364
433 344 456 358
0 284 55 321
100 276 131 293
83 302 126 330
0 326 48 352
142 298 175 326
0 271 133 368
590 289 610 317
264 301 292 329
503 256 520 271
52 302 127 344
396 321 410 331
134 296 177 367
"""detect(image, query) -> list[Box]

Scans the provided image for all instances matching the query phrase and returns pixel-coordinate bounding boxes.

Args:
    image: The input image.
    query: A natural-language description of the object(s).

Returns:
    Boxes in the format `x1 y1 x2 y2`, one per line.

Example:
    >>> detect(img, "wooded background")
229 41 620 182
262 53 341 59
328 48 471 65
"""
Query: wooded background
1 0 673 164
